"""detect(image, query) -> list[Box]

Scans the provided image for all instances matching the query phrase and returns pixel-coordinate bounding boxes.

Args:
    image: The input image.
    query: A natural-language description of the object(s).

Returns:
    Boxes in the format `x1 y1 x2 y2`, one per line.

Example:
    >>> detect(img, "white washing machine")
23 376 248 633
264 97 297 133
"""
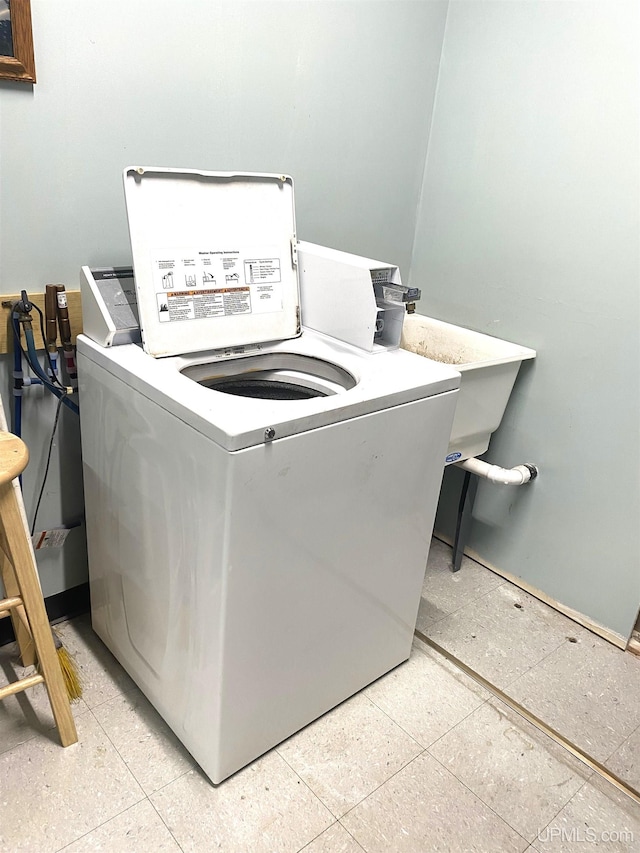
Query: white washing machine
77 169 460 784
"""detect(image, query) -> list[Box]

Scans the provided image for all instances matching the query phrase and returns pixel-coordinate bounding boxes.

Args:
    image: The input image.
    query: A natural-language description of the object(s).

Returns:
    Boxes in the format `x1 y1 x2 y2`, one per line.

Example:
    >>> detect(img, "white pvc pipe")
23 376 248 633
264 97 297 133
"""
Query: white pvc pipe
455 456 538 486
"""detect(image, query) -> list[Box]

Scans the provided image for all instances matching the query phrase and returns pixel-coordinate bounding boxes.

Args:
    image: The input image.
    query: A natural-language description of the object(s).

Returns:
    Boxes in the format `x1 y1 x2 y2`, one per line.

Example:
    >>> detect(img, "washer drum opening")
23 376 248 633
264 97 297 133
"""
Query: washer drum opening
181 353 357 400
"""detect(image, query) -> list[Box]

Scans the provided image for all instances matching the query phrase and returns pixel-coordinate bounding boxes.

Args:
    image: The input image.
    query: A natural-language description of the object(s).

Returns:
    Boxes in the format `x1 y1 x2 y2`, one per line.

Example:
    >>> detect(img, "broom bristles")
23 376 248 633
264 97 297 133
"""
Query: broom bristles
55 646 82 701
28 628 83 702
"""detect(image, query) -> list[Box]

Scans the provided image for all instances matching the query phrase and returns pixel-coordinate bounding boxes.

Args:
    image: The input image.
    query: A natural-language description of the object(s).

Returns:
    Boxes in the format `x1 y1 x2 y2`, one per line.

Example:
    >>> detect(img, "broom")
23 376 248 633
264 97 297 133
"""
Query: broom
51 629 82 701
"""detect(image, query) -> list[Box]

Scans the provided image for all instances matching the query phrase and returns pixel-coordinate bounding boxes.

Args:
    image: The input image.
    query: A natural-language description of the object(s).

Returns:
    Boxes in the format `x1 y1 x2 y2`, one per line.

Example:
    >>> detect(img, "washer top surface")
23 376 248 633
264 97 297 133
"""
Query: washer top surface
77 328 460 451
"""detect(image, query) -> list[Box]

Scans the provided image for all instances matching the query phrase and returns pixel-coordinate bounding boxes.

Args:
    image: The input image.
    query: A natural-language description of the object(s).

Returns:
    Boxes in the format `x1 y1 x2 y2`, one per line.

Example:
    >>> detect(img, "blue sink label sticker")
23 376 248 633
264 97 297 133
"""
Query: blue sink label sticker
445 452 462 464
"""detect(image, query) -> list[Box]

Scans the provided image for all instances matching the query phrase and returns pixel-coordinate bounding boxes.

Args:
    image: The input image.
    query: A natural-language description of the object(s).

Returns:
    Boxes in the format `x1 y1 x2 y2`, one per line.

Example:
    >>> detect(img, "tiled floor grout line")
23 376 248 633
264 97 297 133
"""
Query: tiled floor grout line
293 817 368 853
80 680 140 711
413 633 493 694
272 684 429 824
426 749 531 847
528 776 593 850
278 655 502 846
0 722 40 756
335 746 431 824
274 745 349 821
146 790 188 853
143 766 194 796
457 600 575 658
604 719 640 774
293 819 340 853
276 682 493 848
86 702 149 796
361 688 442 749
416 629 536 690
600 736 636 769
425 571 508 624
420 583 579 688
418 604 557 692
501 636 586 693
425 544 597 651
336 821 367 852
419 576 506 628
365 671 491 755
52 797 153 853
420 631 640 812
300 819 370 853
86 700 191 850
423 716 592 847
431 540 511 596
416 695 492 755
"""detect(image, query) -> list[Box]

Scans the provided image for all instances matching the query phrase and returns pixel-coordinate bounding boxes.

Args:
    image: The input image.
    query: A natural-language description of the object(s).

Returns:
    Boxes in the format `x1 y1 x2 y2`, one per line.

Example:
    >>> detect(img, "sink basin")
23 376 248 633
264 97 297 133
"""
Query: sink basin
401 314 536 462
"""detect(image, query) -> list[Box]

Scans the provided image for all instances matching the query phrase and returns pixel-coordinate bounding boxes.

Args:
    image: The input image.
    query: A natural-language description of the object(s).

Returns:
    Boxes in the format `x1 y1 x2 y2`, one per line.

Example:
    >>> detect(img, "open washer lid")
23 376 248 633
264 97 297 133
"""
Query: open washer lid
123 168 301 358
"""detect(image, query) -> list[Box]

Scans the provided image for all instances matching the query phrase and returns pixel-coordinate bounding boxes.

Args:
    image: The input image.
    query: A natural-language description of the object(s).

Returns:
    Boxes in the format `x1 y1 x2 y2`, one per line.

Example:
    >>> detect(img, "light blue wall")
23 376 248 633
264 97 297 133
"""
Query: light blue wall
1 0 448 288
3 1 636 640
411 1 639 638
0 0 448 596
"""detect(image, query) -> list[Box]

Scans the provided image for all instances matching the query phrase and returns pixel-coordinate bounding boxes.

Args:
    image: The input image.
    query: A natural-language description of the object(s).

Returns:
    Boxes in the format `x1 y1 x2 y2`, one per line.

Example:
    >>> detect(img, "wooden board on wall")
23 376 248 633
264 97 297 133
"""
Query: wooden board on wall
0 291 83 354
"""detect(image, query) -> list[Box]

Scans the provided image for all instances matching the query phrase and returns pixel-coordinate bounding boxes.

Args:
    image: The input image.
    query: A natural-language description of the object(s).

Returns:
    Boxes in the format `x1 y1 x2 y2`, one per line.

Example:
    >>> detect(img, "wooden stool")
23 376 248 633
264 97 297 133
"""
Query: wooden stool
0 431 77 747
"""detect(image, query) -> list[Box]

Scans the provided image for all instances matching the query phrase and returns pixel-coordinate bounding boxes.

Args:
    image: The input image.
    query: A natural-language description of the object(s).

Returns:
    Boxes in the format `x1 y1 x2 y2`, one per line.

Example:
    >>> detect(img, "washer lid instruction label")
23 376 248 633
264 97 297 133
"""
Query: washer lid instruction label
244 257 281 283
151 247 284 323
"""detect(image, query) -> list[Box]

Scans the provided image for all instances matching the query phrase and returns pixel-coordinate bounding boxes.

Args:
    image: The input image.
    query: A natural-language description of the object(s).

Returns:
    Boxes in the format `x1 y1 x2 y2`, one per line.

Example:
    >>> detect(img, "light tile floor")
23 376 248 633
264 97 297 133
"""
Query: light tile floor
0 538 639 852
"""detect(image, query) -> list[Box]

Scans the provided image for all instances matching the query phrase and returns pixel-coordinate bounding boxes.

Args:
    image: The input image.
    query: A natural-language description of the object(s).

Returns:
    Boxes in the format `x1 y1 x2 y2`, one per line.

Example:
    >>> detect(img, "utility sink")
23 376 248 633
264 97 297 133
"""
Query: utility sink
401 314 536 462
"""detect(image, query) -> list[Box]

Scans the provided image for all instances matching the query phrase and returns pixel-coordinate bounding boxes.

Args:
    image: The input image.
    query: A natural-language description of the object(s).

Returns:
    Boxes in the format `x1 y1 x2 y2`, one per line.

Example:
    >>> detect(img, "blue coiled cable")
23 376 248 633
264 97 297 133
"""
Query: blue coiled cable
12 314 79 416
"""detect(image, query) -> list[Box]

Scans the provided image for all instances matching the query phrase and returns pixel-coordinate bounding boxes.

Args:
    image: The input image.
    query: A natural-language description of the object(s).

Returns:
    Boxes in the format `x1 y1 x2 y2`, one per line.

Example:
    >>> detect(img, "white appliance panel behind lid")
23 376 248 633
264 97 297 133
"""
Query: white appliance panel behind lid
123 168 300 358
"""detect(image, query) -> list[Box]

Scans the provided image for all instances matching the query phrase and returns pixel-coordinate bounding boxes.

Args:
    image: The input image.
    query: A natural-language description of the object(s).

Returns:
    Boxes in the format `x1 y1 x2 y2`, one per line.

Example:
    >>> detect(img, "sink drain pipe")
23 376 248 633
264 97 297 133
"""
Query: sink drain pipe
455 457 538 485
450 458 538 573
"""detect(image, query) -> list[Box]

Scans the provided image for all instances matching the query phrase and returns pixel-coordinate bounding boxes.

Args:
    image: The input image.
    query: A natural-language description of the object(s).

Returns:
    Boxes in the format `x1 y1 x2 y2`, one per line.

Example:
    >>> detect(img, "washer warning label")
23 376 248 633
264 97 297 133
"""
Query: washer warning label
156 288 252 323
150 247 283 322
